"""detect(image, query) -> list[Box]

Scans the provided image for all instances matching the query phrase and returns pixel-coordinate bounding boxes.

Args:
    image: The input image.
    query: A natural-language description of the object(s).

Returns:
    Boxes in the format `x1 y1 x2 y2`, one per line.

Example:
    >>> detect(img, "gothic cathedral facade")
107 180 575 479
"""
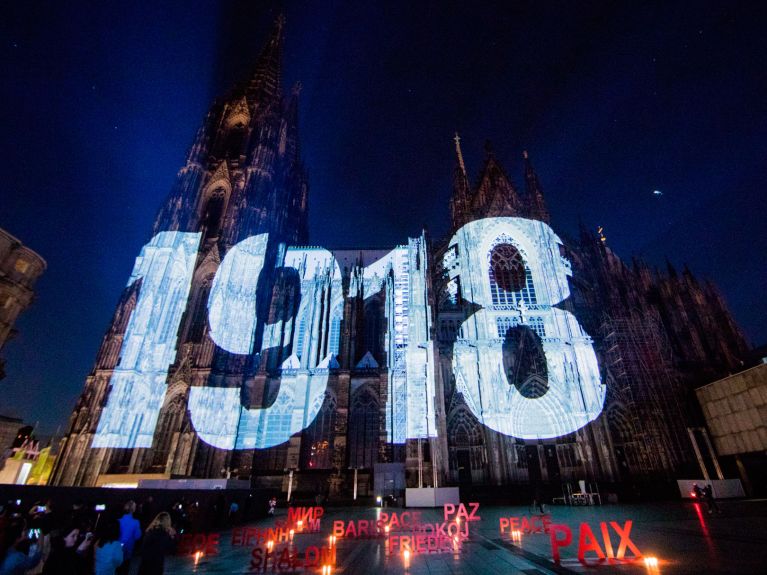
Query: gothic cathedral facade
53 19 749 493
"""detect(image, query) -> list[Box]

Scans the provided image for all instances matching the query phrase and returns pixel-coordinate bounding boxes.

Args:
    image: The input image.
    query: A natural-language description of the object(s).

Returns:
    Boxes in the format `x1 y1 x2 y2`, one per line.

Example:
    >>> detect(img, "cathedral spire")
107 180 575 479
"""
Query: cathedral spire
449 133 472 229
454 132 467 176
522 150 550 224
473 141 521 218
246 15 285 103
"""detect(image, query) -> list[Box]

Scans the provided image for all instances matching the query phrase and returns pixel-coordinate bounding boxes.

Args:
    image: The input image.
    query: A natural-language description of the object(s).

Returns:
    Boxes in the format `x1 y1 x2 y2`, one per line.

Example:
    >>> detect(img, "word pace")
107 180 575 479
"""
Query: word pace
93 217 604 451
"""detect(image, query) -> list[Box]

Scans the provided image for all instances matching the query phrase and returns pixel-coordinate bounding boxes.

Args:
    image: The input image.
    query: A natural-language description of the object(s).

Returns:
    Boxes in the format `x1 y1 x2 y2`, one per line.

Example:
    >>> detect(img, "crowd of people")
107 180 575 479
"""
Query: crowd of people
0 497 185 575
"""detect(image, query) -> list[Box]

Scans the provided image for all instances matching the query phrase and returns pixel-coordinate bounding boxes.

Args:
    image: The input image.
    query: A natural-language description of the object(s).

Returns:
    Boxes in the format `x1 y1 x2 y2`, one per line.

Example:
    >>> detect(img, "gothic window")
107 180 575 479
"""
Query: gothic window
488 243 537 306
328 309 342 356
151 397 185 468
447 407 484 476
364 300 382 359
223 124 246 159
201 188 226 240
188 278 213 342
295 311 307 359
348 386 380 469
300 393 336 469
496 316 545 338
262 389 294 448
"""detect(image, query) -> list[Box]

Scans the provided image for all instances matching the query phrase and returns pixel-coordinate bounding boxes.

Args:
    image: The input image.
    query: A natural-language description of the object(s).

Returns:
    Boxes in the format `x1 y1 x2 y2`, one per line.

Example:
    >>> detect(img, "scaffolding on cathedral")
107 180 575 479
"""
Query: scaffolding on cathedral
599 310 692 479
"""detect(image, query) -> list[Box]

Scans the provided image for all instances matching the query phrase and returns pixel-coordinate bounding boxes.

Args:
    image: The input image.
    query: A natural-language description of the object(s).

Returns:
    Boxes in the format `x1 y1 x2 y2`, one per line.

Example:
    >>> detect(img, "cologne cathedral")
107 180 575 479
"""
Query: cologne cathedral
52 19 749 494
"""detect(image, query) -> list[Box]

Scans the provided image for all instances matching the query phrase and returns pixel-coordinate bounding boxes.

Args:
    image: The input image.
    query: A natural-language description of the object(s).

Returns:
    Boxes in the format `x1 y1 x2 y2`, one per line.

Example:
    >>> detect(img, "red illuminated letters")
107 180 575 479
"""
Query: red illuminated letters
549 520 642 563
443 503 480 522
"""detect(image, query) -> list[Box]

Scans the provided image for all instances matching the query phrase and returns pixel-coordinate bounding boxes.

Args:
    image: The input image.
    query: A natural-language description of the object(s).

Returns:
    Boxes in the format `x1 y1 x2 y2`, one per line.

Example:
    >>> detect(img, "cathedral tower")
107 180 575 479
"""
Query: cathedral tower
53 17 309 486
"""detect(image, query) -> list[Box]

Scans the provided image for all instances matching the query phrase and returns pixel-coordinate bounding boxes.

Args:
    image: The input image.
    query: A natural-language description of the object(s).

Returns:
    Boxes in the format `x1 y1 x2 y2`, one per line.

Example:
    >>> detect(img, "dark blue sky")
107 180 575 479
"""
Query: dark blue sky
2 1 765 433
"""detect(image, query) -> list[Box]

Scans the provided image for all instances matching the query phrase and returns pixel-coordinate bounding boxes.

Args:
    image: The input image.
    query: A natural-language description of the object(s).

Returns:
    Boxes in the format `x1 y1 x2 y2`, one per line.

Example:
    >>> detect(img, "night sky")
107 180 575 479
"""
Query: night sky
2 1 765 434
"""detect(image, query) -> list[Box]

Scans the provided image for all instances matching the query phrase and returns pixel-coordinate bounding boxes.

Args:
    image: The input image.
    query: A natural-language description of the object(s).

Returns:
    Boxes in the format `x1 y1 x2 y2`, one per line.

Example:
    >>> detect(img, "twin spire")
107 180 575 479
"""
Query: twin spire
449 134 550 228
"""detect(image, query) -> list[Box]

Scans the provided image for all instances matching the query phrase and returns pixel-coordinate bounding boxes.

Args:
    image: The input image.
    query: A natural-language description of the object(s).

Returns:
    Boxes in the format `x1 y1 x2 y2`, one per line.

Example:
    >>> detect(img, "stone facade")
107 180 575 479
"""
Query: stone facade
52 19 750 492
0 228 46 381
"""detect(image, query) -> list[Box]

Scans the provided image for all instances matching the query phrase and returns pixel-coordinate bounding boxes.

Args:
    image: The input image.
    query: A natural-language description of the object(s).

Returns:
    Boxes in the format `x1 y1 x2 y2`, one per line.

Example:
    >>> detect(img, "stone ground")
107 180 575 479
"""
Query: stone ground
159 500 767 575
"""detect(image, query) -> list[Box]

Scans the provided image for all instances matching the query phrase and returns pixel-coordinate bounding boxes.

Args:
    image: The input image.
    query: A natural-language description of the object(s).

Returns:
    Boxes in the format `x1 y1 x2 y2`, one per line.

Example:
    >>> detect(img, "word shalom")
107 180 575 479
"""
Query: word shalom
550 521 642 563
250 545 335 573
93 217 605 451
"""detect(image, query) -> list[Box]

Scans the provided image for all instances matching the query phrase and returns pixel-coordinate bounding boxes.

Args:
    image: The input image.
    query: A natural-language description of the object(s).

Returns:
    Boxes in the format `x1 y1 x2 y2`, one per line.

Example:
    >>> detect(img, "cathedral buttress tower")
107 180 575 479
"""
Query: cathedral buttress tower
52 17 309 486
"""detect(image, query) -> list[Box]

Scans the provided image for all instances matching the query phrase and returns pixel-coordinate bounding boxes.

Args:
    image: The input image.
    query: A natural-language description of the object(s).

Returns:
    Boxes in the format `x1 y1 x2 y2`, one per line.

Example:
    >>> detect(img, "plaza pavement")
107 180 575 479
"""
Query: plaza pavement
162 499 767 575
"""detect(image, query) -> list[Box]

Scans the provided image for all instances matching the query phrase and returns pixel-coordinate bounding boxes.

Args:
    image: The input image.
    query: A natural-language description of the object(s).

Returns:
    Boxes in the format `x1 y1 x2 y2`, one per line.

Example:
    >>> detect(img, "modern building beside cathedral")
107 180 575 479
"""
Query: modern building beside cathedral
52 19 750 496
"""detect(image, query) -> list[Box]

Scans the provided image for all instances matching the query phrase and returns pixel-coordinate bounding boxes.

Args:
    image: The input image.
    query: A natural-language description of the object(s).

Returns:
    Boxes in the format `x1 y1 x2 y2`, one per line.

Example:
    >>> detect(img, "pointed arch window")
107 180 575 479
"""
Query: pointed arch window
488 243 536 306
201 188 226 240
188 278 213 342
151 397 185 468
364 300 382 360
300 393 336 469
328 309 342 356
295 312 307 359
349 386 380 468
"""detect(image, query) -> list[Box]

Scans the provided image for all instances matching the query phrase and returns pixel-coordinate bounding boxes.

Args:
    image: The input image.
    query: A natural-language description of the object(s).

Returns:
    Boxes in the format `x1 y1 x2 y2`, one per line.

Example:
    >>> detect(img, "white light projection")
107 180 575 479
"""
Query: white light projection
93 231 201 448
188 236 340 450
92 218 602 453
448 217 605 439
207 233 268 354
362 239 438 443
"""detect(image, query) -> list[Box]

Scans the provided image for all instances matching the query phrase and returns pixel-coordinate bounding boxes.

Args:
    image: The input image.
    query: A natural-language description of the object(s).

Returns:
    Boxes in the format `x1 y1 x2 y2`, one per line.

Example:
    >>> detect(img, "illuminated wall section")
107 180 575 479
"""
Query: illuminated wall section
448 217 605 439
189 238 341 449
404 237 437 440
375 238 438 443
93 218 597 455
207 233 268 355
93 231 201 448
